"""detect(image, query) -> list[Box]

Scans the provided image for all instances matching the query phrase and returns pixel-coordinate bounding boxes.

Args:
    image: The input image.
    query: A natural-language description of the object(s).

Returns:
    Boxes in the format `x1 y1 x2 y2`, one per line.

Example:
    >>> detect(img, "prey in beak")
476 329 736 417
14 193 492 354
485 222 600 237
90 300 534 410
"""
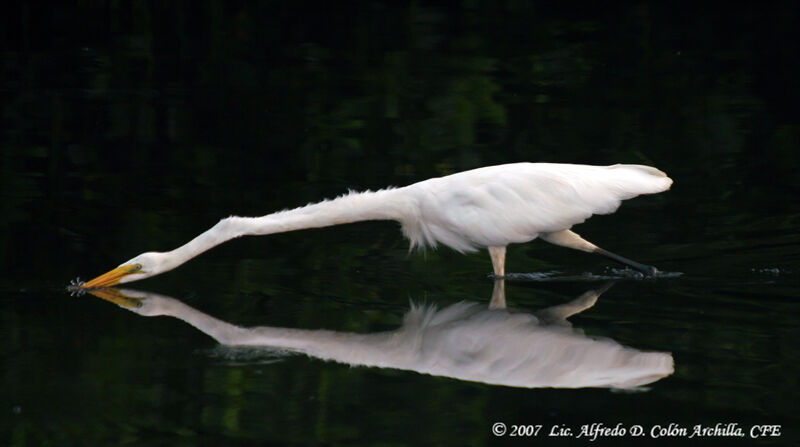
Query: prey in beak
73 264 144 290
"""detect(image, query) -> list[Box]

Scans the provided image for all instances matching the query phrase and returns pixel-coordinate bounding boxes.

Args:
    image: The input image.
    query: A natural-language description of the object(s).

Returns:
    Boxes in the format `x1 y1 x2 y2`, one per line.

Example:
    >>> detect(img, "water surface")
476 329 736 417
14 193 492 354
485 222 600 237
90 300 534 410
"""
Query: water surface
2 2 799 445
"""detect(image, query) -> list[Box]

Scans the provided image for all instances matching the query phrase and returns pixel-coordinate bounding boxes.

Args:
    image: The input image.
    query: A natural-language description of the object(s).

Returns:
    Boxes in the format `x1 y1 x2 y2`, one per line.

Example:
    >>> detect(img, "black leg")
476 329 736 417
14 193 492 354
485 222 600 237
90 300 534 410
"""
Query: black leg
594 248 658 276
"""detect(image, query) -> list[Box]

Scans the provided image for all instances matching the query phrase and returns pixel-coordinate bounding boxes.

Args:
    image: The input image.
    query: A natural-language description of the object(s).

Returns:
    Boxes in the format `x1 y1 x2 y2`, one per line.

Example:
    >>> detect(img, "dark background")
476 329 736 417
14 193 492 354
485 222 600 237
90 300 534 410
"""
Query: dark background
2 2 799 446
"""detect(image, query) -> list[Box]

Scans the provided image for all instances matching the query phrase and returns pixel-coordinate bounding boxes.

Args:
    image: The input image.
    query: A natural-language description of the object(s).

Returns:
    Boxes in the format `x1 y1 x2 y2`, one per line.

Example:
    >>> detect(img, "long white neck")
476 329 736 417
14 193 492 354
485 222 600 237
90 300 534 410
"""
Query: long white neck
141 295 398 363
161 188 413 271
127 295 674 389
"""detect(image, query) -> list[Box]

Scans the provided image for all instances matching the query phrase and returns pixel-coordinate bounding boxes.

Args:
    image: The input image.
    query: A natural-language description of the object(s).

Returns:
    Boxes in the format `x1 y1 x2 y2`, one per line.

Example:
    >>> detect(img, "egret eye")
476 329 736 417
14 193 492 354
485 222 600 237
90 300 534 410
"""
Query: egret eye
74 163 670 286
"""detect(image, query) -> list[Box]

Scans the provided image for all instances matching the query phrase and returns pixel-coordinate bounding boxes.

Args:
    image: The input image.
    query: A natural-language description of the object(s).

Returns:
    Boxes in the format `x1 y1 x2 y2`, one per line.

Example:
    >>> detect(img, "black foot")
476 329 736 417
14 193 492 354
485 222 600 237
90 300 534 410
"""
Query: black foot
595 248 660 278
638 265 659 277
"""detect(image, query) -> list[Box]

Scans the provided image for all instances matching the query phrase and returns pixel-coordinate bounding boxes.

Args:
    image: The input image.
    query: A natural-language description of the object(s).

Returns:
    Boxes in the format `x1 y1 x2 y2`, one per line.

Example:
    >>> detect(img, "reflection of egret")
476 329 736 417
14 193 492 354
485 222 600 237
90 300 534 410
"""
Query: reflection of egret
89 283 674 389
78 163 671 288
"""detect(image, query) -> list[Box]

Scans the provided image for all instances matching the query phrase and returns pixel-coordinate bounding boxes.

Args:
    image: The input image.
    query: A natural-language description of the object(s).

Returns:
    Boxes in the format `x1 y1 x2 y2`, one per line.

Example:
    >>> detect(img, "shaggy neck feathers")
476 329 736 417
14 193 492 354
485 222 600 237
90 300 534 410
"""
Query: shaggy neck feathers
166 188 418 268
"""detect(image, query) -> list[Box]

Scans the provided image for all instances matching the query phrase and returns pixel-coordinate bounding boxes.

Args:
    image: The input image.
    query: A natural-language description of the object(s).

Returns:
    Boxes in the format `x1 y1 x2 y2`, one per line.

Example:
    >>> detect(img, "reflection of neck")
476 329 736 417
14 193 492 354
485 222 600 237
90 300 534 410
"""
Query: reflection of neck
157 298 396 364
165 188 411 271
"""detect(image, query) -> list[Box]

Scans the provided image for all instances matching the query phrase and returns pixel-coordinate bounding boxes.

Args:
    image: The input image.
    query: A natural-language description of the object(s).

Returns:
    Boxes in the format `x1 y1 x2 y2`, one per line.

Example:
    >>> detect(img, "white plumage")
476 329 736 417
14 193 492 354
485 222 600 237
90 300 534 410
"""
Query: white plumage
402 163 671 251
92 285 674 390
78 162 672 288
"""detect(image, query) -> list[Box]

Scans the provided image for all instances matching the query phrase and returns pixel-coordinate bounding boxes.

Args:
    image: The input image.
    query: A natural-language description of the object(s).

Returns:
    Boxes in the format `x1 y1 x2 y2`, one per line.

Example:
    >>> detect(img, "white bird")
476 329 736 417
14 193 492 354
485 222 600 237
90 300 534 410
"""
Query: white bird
77 162 672 288
87 284 674 389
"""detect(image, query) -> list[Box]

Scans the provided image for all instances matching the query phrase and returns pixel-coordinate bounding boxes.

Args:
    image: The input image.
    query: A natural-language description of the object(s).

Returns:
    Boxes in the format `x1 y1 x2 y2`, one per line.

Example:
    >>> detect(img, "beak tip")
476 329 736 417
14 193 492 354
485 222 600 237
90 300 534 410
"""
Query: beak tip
72 264 139 291
68 277 87 290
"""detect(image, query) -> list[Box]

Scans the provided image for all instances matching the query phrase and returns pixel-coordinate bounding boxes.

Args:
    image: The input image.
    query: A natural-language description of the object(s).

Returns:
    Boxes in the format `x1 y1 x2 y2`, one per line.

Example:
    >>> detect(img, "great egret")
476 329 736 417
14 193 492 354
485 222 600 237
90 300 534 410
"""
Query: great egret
77 162 672 288
88 285 674 389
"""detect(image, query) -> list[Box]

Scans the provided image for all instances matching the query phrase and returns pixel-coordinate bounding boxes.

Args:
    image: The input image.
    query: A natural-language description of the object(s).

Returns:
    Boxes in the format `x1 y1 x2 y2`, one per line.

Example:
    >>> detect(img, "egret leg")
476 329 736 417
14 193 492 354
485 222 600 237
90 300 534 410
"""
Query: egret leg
540 230 658 276
489 279 506 310
535 281 613 325
488 246 506 278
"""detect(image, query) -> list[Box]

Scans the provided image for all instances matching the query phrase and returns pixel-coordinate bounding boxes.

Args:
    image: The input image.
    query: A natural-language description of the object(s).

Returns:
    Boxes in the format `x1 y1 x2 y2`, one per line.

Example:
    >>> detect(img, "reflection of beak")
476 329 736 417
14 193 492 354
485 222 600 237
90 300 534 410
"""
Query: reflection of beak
80 264 142 289
87 288 144 308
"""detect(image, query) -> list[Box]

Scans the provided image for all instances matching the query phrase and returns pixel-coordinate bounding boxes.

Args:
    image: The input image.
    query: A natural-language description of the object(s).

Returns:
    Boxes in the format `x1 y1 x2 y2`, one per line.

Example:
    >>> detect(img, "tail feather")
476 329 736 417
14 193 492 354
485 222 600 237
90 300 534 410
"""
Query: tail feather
606 164 673 196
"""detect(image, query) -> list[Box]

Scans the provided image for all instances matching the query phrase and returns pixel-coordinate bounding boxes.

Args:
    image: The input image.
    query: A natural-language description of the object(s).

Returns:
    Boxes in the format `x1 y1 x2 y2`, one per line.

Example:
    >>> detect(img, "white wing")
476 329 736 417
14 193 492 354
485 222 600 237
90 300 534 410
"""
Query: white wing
404 163 672 251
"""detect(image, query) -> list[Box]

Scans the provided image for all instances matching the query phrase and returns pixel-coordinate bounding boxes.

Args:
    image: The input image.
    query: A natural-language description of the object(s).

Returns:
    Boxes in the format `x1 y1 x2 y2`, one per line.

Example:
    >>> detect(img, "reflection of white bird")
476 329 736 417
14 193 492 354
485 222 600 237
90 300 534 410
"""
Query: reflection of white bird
78 163 671 288
88 284 674 389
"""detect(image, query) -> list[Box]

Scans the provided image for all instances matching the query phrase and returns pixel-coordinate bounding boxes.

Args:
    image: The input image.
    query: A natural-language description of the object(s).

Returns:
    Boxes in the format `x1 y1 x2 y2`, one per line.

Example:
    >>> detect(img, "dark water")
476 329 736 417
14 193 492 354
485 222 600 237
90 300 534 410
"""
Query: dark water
2 2 800 446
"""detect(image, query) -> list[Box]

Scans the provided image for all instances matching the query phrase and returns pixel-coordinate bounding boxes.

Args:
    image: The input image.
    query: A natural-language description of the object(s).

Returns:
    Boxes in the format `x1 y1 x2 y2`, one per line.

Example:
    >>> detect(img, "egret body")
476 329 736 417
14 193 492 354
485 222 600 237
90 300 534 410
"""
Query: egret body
79 162 672 288
89 285 674 389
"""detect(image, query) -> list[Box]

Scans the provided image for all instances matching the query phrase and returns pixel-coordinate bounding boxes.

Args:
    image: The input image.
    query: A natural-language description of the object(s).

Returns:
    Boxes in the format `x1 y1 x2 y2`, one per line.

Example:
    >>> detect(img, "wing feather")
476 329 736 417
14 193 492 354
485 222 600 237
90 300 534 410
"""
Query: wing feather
406 163 671 251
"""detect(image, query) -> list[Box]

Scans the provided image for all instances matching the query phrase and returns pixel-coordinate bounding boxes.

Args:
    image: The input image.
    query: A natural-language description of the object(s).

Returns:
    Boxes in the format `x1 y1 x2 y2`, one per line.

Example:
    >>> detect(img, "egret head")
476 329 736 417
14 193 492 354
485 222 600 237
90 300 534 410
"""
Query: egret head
80 252 168 289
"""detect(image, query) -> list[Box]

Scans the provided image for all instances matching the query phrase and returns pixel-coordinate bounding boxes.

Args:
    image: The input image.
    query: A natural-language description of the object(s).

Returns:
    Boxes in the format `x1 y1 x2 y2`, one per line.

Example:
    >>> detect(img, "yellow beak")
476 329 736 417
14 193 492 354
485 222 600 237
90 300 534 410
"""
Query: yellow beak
87 287 144 308
80 264 142 289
